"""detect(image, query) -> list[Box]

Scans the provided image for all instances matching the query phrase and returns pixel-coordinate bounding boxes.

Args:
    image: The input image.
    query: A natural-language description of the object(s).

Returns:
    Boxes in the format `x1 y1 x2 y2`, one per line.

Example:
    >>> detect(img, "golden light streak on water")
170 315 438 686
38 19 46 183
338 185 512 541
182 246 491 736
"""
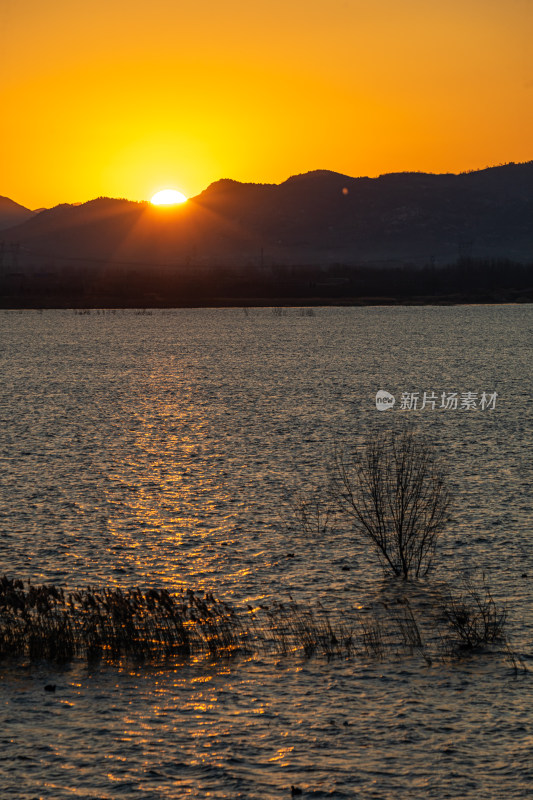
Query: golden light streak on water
101 369 234 588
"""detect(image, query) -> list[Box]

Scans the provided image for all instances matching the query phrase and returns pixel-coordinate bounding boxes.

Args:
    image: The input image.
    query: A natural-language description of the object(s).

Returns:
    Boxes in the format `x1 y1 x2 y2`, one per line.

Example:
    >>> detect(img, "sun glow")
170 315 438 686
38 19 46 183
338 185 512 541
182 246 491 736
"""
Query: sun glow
151 189 188 205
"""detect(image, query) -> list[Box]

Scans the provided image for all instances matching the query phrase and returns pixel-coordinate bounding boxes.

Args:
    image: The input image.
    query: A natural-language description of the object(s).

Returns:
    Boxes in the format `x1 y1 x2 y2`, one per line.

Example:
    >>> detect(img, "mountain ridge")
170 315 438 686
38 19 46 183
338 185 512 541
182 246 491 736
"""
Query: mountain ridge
3 161 533 268
0 196 36 231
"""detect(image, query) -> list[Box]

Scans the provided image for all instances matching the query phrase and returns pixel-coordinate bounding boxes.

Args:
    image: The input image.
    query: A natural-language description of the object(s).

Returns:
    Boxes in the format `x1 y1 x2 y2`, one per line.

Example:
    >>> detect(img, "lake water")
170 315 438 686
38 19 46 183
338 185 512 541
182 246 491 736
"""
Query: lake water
0 306 531 799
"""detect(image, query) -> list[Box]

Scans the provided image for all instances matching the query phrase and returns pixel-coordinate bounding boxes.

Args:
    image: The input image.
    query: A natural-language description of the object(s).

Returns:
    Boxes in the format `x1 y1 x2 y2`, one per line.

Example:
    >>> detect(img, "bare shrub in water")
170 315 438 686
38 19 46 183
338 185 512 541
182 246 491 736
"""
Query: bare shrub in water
282 486 335 538
329 426 451 579
439 578 508 652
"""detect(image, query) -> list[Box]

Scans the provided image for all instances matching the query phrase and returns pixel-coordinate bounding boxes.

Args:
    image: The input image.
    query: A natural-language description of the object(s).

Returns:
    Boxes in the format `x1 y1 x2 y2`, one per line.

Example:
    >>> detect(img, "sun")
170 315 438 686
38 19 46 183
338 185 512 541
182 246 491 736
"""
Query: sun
150 189 188 205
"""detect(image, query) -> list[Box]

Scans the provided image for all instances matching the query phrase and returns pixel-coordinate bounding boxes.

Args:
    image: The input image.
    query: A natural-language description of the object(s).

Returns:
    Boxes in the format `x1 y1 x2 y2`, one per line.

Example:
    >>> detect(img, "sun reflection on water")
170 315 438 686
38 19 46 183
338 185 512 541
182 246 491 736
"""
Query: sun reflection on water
101 370 236 590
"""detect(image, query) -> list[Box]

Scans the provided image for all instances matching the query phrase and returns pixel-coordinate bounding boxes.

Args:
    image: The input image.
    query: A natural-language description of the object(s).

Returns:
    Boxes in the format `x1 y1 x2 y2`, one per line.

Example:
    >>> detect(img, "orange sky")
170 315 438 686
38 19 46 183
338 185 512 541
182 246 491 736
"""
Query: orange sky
2 0 532 209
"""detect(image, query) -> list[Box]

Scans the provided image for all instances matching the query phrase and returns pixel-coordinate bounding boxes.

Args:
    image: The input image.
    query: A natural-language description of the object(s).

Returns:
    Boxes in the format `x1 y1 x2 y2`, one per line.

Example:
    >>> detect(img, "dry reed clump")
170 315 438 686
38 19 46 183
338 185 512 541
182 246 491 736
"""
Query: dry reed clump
0 576 246 663
245 600 359 660
0 576 364 664
0 575 427 665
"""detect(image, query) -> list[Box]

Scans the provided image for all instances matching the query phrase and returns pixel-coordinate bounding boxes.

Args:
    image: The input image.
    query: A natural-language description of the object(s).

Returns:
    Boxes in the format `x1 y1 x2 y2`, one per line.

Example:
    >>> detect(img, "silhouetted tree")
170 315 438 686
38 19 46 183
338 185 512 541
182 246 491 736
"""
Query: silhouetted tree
329 427 451 578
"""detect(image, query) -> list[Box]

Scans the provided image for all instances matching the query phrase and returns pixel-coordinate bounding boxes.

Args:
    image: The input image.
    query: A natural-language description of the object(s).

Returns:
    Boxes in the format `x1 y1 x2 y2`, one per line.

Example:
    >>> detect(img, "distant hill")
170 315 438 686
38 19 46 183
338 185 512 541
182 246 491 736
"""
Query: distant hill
2 162 533 268
0 197 36 231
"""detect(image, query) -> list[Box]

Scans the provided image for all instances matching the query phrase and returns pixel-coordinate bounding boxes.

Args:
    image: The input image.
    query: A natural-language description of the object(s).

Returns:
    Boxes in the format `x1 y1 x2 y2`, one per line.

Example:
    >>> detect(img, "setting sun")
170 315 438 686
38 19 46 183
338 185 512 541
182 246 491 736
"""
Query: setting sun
151 189 188 205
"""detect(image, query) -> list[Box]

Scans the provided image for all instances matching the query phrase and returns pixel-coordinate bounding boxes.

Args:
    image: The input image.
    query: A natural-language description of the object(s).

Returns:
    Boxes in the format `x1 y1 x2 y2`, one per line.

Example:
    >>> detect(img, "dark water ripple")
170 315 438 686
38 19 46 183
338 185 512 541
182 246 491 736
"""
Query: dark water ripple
0 306 531 798
1 658 531 799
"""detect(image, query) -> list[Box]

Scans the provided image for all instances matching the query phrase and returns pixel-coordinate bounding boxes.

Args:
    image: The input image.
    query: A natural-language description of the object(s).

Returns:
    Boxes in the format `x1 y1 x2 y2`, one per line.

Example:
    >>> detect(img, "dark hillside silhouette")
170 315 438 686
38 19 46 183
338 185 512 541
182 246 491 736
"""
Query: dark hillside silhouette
0 196 35 231
1 163 532 305
3 162 533 268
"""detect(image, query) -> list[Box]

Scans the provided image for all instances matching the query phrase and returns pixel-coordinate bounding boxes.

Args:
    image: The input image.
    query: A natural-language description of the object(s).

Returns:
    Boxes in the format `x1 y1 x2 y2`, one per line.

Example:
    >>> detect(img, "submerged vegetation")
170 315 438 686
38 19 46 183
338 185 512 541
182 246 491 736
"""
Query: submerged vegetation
0 428 524 672
0 579 245 663
0 574 521 671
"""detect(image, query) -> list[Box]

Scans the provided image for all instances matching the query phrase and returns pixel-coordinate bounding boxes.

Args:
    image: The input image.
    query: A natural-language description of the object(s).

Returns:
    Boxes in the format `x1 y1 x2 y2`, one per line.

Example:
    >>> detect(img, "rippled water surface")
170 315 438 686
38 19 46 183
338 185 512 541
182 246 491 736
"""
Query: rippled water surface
0 306 531 798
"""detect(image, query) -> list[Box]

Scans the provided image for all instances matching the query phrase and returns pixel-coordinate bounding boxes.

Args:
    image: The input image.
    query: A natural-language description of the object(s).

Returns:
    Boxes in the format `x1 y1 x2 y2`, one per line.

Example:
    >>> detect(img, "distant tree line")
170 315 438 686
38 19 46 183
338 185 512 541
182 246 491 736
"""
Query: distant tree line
0 257 531 307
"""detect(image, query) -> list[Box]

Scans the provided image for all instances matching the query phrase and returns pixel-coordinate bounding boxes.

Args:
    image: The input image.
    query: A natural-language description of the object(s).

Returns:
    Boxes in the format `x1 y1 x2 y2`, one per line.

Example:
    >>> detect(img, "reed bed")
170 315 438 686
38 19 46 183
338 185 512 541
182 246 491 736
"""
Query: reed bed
0 577 246 663
0 576 365 664
0 575 521 669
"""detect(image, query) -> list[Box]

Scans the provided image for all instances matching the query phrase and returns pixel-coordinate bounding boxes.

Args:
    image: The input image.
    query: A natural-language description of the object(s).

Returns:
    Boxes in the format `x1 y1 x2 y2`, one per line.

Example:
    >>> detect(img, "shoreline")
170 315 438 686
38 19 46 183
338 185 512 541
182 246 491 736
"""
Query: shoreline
1 292 532 310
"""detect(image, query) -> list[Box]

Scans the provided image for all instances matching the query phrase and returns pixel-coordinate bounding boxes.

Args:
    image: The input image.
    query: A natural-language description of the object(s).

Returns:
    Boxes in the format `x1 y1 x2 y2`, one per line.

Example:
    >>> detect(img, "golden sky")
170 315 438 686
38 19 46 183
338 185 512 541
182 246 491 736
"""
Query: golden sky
2 0 532 208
